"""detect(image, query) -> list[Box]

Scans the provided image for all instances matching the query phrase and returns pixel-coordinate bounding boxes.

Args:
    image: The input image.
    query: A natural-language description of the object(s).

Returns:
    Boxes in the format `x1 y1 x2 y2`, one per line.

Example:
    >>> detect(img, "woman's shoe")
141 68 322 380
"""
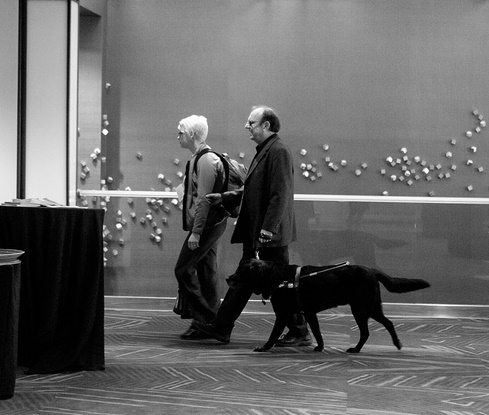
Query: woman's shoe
180 326 213 340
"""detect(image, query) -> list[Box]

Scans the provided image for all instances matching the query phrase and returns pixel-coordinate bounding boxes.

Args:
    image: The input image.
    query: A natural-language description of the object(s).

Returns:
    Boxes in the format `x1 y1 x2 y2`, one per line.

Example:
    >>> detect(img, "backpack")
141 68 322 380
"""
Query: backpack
193 149 248 217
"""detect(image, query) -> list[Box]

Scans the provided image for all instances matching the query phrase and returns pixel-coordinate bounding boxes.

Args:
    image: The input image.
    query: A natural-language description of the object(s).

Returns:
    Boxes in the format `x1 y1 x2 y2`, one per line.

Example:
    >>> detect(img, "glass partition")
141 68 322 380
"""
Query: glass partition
292 199 489 306
79 191 489 306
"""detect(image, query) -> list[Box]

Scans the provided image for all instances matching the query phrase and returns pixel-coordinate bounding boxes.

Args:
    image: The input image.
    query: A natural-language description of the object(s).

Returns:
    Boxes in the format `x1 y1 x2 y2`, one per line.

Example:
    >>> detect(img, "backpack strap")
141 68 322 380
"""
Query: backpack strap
193 149 229 191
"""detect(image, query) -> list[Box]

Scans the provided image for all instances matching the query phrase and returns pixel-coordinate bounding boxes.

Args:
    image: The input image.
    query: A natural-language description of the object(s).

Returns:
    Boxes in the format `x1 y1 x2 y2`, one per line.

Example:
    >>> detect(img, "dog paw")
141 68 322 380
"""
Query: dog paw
346 347 360 353
394 340 402 350
253 346 269 352
314 346 324 352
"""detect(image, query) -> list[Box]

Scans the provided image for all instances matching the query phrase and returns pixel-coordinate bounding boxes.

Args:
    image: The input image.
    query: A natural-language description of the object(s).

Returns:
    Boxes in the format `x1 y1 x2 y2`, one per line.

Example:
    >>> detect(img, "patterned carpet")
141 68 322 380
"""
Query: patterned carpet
1 299 489 415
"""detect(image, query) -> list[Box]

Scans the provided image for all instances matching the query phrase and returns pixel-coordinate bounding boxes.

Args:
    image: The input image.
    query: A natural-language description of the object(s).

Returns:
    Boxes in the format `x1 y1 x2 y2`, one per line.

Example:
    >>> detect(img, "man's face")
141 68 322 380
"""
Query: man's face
177 129 192 149
245 109 265 144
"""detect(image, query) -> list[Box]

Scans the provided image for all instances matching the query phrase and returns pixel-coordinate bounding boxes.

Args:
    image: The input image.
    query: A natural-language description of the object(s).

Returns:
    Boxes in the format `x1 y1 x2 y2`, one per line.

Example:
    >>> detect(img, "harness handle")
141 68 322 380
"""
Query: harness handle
300 261 350 279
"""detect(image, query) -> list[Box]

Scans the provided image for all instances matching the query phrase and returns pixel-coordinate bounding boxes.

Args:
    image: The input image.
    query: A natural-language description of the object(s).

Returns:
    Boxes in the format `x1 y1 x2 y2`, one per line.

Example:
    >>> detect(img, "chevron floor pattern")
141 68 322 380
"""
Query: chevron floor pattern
1 299 489 415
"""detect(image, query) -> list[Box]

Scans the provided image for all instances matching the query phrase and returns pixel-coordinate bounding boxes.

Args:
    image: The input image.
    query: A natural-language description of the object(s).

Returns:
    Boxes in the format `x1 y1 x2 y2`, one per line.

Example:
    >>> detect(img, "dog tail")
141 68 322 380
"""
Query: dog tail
375 270 430 293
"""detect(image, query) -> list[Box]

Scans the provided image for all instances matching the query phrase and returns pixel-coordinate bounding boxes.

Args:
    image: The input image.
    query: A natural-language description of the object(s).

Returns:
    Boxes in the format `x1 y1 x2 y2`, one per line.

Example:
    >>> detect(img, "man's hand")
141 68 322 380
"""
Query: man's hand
205 193 223 206
258 229 273 244
188 233 200 250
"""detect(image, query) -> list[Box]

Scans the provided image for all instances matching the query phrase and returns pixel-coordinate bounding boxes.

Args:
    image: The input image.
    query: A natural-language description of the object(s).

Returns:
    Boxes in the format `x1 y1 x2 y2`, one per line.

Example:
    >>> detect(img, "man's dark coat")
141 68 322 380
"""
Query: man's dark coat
222 134 297 248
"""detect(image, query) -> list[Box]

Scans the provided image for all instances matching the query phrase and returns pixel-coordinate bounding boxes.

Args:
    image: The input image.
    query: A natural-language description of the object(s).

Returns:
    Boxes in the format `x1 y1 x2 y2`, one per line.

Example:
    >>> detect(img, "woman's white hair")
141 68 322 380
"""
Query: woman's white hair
178 115 208 143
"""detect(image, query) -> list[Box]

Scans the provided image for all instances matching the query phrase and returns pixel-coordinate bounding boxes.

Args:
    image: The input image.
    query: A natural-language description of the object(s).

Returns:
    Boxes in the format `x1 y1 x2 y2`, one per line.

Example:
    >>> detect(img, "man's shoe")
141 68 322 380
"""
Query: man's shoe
275 332 312 347
193 321 230 344
180 326 213 340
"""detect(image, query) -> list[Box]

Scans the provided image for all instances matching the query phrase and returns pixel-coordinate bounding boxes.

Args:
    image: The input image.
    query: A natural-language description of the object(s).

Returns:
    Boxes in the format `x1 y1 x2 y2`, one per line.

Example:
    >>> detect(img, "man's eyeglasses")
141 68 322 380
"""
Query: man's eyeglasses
246 120 261 128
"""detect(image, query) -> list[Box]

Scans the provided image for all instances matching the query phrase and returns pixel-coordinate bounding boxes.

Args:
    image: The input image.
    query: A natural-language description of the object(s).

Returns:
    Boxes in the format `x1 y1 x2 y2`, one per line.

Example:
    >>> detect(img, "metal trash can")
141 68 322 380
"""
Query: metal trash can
0 249 23 400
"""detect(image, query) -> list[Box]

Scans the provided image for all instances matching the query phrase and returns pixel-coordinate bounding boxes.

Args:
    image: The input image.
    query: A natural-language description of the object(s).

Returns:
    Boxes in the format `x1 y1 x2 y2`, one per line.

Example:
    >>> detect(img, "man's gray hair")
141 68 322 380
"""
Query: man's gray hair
178 115 208 143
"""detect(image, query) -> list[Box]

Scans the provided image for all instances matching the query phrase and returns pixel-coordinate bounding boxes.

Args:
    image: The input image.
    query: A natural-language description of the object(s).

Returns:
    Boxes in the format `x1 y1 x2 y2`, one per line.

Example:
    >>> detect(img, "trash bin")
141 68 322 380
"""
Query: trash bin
0 249 23 400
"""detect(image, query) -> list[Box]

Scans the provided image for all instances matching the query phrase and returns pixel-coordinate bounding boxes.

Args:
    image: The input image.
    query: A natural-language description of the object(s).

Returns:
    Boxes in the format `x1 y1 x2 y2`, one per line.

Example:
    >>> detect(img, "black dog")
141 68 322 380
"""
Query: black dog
227 259 430 353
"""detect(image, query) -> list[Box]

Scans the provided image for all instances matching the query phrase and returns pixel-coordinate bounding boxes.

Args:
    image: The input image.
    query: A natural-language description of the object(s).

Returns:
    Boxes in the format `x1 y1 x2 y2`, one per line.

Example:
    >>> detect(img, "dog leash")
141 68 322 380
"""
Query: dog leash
299 261 350 279
277 261 350 289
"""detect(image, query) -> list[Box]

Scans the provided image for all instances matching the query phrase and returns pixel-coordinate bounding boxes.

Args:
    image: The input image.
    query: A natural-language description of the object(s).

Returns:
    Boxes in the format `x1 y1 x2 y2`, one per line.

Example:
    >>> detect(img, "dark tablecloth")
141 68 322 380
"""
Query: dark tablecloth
0 206 105 374
0 261 21 399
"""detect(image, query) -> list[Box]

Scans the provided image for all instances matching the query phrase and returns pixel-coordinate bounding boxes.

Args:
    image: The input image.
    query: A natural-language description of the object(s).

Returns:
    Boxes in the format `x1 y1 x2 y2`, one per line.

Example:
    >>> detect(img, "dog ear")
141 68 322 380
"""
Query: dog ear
237 259 258 273
226 273 246 290
225 261 261 291
226 275 264 295
226 260 266 295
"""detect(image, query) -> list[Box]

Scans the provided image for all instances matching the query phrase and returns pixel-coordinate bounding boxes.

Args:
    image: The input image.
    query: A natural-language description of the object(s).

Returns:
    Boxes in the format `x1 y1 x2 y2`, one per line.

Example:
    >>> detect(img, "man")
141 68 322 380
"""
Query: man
174 115 228 340
194 106 311 346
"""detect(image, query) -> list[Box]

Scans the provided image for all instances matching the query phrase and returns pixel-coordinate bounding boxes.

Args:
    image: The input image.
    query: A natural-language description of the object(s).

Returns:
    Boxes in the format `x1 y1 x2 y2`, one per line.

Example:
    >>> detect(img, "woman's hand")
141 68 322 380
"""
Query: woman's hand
205 193 222 205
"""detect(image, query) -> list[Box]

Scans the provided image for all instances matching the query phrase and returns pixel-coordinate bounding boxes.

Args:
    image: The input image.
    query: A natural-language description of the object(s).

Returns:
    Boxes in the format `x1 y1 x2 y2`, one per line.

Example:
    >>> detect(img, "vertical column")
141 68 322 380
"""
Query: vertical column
24 0 79 205
0 0 19 203
68 1 80 205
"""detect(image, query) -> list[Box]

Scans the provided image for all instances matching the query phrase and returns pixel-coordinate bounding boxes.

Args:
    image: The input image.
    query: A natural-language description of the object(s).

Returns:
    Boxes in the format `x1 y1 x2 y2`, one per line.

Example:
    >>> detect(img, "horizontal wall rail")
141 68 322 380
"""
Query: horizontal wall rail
78 190 489 205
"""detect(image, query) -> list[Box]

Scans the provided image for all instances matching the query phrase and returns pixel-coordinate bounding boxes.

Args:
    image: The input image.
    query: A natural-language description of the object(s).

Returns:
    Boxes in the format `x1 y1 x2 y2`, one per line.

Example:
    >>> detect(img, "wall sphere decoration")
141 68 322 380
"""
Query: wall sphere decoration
297 109 487 197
